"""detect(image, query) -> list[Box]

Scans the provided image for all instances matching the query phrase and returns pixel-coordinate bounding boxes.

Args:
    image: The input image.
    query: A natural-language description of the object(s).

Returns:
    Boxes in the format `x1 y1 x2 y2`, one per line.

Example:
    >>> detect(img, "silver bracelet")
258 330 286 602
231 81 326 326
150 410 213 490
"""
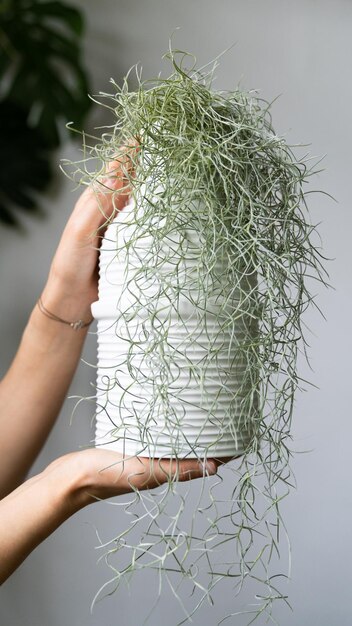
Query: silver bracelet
37 297 93 330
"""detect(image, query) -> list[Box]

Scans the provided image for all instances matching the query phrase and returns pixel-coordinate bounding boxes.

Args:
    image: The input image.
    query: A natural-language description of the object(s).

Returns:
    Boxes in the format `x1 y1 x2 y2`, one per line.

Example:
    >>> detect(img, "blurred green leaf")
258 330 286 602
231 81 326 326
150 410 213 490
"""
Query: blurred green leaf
0 0 90 228
30 1 84 35
0 0 90 147
0 100 51 228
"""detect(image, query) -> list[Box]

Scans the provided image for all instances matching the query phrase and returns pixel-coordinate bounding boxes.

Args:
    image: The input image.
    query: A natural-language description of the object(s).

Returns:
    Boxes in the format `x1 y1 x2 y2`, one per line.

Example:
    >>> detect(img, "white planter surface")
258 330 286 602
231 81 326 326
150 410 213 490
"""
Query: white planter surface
93 197 256 458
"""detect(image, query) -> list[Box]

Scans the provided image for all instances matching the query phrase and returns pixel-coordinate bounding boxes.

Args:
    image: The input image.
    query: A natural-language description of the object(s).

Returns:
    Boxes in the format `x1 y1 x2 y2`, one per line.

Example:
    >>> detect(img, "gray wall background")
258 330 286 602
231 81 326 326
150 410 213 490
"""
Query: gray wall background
0 1 350 624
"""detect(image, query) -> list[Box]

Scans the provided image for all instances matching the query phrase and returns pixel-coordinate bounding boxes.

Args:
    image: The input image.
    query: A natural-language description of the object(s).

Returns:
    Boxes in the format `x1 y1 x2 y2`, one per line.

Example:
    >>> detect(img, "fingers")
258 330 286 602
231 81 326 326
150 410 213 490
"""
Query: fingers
71 141 140 238
144 457 218 489
94 141 140 213
179 458 218 481
82 450 227 501
144 455 242 489
82 159 130 219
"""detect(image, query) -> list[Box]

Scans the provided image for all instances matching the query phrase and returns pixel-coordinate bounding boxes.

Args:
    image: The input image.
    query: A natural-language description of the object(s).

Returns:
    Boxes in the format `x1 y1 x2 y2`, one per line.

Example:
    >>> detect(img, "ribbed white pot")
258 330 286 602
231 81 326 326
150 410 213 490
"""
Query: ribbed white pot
92 195 256 459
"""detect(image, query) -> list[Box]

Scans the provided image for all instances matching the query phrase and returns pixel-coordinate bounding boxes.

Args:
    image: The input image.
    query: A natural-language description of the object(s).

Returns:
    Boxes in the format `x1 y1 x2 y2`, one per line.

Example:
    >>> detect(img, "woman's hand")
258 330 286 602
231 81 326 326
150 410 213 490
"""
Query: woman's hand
46 449 220 506
0 449 220 584
0 149 138 497
43 148 137 320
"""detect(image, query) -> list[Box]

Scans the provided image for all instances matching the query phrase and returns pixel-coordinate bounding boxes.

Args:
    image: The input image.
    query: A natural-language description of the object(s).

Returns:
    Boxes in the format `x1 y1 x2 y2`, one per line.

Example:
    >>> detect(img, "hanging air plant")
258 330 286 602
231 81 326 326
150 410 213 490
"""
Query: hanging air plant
67 50 330 625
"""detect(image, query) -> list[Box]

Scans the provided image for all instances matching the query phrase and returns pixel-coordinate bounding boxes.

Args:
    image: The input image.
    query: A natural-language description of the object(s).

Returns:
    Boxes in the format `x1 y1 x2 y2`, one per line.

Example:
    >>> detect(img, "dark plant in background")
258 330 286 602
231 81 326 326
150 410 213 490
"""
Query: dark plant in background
0 0 91 228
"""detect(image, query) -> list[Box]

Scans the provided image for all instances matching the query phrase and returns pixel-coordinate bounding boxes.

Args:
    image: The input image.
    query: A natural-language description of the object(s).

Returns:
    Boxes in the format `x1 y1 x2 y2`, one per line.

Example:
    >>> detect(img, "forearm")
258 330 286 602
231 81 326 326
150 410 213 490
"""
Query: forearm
0 276 92 497
0 445 214 585
0 157 133 498
0 455 87 584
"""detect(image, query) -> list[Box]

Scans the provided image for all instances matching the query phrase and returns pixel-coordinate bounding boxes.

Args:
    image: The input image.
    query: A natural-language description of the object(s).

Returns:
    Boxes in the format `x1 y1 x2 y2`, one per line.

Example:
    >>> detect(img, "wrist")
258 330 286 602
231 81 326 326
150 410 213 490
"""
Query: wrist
25 296 91 354
42 272 95 322
42 453 95 514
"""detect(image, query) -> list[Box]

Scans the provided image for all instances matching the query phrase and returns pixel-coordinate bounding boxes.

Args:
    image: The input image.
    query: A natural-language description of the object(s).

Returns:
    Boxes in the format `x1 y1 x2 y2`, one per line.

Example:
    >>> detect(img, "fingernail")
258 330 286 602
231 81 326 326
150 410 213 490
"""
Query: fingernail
199 460 217 475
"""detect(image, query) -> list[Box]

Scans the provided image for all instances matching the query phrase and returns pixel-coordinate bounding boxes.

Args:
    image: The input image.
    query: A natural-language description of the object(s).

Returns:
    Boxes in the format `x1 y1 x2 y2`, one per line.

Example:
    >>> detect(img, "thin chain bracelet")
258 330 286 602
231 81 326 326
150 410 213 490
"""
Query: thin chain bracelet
37 297 93 330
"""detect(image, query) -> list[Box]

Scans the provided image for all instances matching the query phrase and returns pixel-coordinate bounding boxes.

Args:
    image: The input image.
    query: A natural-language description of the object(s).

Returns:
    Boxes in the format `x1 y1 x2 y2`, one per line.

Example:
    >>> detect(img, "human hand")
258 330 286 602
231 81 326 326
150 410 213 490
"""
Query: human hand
0 447 221 584
44 448 221 509
42 145 138 321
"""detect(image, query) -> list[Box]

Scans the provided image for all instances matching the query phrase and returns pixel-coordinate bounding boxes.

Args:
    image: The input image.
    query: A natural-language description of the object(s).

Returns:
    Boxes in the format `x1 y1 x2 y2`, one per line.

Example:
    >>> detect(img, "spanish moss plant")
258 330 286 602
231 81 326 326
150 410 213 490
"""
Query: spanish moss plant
66 49 330 625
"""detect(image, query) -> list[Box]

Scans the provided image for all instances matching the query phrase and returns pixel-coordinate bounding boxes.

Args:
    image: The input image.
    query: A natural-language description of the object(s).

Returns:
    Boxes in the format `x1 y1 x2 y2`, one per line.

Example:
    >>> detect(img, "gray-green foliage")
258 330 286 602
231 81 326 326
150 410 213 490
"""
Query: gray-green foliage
67 50 330 625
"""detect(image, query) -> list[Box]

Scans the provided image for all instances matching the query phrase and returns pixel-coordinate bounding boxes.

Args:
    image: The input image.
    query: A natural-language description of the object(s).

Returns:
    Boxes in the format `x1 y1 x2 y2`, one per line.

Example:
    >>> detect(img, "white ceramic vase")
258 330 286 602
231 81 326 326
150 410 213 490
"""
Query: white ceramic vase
92 194 256 459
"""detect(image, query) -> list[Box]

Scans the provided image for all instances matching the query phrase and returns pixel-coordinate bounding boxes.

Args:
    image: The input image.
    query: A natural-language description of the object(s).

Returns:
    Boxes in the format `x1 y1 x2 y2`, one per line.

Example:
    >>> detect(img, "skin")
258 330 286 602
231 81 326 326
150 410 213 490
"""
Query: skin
0 152 224 585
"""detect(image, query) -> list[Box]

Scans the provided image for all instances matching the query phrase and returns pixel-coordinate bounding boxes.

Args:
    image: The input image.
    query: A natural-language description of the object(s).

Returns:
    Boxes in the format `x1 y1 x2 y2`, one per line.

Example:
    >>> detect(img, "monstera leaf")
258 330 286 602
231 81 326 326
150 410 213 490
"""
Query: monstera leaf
0 0 90 147
0 0 90 228
0 101 51 227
